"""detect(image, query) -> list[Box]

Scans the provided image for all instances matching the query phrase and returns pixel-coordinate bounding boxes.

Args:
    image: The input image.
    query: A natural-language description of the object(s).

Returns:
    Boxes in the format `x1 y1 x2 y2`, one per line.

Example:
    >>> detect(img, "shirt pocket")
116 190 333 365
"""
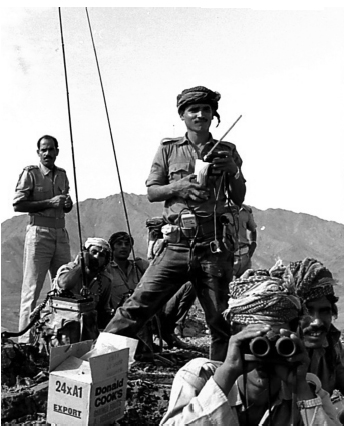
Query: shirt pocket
57 185 67 195
33 185 50 201
169 162 191 181
55 174 68 194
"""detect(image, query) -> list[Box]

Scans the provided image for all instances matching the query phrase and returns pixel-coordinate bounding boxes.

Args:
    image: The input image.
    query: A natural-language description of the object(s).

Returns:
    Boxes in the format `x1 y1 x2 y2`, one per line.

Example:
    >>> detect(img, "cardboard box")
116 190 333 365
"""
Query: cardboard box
46 333 137 425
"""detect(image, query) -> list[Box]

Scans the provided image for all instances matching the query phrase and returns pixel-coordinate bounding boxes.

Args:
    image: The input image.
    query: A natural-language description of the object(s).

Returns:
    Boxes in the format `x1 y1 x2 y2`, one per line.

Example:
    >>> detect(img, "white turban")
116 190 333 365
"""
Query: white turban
84 237 111 252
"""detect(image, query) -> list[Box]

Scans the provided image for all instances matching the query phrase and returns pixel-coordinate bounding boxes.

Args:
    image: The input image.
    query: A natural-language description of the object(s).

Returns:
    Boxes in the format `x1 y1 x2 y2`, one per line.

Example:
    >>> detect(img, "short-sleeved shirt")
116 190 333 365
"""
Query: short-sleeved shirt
145 134 244 225
237 205 257 247
108 258 149 310
13 162 70 219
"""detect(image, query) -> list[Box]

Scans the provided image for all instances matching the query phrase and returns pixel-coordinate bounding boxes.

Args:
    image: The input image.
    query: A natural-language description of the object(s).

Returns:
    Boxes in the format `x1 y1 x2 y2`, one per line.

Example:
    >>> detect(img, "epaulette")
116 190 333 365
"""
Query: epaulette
217 140 236 150
160 137 183 145
55 166 66 172
242 204 253 213
23 165 39 171
102 268 113 280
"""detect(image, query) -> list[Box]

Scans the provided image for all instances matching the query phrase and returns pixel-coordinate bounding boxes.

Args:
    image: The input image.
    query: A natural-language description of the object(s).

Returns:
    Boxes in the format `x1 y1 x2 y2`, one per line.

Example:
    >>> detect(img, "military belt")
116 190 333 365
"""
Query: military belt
29 215 65 229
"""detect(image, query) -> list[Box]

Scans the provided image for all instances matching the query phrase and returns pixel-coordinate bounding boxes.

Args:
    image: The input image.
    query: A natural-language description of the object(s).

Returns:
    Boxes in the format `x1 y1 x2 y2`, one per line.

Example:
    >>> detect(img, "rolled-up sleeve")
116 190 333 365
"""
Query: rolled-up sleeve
247 212 257 232
160 360 238 425
53 262 75 290
146 145 168 187
13 170 33 205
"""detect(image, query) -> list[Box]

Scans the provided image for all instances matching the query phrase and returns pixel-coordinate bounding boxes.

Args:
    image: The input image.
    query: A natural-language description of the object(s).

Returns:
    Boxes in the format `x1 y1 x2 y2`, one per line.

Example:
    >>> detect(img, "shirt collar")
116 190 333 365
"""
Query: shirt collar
228 379 291 409
110 260 119 268
182 132 215 145
39 162 54 176
110 259 134 273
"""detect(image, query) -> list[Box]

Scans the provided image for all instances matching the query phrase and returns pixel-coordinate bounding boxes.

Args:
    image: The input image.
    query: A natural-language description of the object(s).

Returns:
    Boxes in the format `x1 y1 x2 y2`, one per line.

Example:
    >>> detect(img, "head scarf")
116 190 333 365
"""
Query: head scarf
176 86 221 126
283 257 338 303
84 237 111 253
108 232 134 249
224 272 302 325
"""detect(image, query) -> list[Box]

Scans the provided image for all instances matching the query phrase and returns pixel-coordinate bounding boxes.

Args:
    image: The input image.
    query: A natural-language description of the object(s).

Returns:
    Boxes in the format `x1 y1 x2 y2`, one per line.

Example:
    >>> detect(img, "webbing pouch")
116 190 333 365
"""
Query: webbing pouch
221 205 240 252
162 224 181 243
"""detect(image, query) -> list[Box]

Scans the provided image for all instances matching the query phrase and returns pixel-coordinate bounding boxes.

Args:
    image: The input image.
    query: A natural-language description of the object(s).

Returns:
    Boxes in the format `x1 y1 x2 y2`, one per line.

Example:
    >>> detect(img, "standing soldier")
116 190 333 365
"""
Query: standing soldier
233 204 257 278
13 135 73 343
105 86 246 361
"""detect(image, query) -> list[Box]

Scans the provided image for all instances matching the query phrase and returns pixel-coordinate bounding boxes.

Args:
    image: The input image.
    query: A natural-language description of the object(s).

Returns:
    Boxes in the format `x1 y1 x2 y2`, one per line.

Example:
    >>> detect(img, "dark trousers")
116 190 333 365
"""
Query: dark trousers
104 241 233 361
233 251 252 278
159 281 197 335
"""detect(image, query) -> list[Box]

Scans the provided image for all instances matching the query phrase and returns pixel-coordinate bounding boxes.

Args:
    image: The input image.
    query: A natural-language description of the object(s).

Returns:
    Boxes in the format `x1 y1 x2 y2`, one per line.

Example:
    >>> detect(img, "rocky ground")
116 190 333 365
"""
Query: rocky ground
1 304 209 425
3 304 344 425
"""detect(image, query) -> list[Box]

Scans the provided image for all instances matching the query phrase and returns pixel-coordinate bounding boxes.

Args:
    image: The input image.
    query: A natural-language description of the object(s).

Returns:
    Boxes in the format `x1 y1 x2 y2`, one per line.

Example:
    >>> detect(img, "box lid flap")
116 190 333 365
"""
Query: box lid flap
96 332 138 368
49 340 93 372
89 348 129 381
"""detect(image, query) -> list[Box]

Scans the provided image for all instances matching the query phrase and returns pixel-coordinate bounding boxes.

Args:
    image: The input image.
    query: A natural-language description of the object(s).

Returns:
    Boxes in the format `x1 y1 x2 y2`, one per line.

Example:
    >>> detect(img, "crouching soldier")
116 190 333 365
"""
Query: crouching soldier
50 237 113 345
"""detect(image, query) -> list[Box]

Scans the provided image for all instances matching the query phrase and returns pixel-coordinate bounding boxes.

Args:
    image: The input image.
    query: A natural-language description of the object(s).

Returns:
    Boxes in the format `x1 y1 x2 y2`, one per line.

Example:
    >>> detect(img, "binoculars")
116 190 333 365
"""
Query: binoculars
243 331 297 363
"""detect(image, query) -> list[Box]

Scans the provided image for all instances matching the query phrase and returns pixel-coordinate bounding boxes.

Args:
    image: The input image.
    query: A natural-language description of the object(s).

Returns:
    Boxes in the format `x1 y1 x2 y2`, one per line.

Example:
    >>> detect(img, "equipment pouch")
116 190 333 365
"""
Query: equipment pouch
161 224 180 243
220 205 240 252
180 212 198 239
146 217 166 259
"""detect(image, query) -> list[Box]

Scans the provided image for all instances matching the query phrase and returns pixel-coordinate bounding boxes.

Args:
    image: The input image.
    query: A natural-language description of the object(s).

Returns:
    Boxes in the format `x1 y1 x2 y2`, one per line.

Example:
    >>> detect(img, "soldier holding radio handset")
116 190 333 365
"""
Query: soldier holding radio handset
105 86 246 362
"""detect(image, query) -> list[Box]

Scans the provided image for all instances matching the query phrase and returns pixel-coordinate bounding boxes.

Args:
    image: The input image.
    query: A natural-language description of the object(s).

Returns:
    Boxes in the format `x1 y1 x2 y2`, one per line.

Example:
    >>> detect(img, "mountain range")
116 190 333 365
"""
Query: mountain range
2 193 344 332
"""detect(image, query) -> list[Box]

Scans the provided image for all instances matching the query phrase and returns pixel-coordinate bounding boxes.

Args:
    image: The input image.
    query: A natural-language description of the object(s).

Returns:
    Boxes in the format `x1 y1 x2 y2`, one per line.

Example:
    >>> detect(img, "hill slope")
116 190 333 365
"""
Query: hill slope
2 193 344 331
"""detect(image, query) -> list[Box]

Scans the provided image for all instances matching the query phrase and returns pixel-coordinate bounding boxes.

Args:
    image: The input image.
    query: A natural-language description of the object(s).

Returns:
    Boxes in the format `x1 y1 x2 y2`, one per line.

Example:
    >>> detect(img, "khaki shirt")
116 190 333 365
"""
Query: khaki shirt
13 162 70 219
146 134 244 224
237 205 257 248
54 260 113 315
108 258 149 310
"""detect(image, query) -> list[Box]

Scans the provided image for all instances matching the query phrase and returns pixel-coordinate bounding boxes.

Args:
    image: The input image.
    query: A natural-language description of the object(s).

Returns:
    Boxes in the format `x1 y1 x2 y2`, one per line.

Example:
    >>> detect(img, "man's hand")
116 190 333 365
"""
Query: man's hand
249 242 257 257
174 175 210 201
83 250 99 272
214 324 271 395
273 329 311 396
210 151 238 175
223 324 272 376
64 195 72 209
49 195 66 209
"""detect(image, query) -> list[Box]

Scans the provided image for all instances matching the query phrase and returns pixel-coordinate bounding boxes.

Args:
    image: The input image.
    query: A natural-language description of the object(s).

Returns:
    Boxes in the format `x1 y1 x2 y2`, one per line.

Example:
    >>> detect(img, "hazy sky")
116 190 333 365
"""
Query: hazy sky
1 5 343 224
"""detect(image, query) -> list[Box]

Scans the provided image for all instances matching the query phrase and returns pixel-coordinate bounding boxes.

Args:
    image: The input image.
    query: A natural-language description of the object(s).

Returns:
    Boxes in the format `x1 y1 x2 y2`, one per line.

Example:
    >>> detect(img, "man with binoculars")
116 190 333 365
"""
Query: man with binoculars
161 273 340 425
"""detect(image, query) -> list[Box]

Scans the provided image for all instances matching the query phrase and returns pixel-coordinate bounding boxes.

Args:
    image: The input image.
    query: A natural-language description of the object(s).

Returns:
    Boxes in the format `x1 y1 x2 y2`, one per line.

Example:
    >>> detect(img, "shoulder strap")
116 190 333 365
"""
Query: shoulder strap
23 165 39 172
242 204 253 213
160 137 183 145
55 165 66 172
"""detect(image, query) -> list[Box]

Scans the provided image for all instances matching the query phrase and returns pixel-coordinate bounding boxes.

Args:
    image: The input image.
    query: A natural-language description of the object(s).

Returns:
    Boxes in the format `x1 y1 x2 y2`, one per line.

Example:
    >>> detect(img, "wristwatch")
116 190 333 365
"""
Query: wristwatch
296 397 322 409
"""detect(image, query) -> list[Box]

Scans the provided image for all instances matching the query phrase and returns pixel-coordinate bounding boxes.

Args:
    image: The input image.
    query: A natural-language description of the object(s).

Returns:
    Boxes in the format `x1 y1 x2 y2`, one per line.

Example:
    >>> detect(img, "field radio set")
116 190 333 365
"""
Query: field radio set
49 290 96 314
180 213 197 229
